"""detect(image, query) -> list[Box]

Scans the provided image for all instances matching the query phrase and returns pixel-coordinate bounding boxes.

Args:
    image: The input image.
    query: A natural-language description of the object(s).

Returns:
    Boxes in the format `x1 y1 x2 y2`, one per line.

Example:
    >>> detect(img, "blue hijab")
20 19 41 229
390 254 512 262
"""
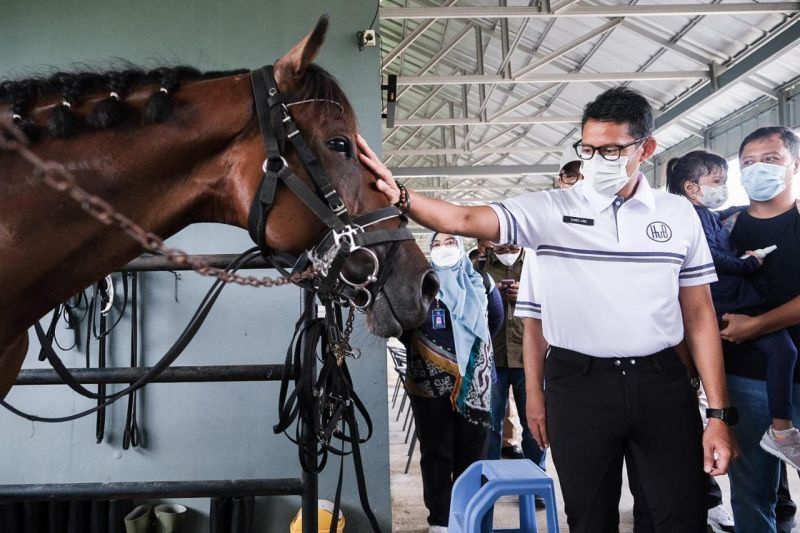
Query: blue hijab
430 234 490 376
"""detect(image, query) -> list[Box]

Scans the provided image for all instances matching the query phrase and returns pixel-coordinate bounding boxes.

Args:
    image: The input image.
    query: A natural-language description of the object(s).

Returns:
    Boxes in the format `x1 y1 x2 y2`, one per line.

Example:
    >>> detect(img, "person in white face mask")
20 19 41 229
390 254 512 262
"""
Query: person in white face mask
358 86 737 532
556 146 584 190
400 232 505 533
481 242 548 479
709 126 800 532
666 149 800 531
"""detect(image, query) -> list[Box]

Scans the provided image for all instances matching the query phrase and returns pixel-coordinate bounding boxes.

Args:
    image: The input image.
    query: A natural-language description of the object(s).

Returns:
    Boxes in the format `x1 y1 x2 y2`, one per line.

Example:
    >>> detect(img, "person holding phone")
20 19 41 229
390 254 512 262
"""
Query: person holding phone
481 242 548 482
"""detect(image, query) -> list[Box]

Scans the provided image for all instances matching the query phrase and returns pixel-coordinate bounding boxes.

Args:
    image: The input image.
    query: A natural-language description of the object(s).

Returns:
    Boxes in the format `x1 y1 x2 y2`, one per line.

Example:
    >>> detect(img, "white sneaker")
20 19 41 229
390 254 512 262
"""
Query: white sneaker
707 504 735 533
760 427 800 471
428 526 448 533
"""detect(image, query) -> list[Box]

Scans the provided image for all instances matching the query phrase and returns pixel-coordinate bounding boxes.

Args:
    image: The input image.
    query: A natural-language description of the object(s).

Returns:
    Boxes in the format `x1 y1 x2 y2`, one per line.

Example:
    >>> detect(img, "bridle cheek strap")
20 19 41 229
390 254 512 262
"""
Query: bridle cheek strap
246 64 414 307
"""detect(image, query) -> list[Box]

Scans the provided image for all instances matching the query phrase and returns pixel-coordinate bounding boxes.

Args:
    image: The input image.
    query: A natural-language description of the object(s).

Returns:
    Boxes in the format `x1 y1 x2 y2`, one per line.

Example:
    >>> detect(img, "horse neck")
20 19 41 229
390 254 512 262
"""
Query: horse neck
0 75 257 338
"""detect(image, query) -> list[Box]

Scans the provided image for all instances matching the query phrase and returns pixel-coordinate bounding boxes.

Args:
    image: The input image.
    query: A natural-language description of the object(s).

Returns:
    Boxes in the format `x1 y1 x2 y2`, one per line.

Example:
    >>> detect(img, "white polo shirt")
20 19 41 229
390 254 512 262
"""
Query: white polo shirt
490 174 716 357
515 252 541 320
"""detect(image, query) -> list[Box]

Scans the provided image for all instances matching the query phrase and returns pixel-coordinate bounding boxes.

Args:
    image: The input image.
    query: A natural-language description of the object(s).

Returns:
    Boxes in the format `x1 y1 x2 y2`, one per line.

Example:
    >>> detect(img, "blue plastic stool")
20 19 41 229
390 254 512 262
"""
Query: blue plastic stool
448 459 559 533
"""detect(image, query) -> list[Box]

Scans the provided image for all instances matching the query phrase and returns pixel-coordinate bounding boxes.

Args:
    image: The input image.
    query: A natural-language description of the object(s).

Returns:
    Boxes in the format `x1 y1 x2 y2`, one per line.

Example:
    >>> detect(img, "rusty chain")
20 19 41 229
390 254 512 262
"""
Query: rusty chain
333 306 358 366
0 117 317 288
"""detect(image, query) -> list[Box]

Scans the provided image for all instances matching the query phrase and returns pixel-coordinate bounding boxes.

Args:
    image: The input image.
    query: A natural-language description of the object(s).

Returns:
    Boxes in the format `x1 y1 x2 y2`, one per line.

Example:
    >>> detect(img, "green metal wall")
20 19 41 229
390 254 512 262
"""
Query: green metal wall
0 1 390 531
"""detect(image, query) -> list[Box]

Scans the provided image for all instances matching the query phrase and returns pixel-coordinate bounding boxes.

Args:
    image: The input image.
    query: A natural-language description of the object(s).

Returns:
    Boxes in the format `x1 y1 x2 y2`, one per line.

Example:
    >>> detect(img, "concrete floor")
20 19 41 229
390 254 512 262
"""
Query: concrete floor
386 353 800 532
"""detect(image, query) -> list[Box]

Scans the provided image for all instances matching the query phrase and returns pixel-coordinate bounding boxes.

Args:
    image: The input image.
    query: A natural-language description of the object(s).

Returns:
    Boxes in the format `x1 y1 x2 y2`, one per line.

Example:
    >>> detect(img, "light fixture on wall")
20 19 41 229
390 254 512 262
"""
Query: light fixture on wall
356 29 377 50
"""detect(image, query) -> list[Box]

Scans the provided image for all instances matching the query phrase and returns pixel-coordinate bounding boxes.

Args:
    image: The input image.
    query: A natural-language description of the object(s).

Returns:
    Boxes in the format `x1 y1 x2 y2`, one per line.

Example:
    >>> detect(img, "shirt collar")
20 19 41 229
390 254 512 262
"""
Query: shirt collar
580 172 656 213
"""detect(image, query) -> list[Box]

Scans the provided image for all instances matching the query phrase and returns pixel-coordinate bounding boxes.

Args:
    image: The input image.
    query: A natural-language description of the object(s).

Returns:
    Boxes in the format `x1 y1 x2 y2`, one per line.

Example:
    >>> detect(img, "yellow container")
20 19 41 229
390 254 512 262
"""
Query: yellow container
289 500 345 533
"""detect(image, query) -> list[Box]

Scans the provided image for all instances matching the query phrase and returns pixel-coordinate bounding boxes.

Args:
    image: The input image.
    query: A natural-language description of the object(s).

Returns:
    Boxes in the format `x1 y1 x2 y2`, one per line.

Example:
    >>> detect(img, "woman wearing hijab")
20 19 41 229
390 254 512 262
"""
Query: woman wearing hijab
401 232 504 533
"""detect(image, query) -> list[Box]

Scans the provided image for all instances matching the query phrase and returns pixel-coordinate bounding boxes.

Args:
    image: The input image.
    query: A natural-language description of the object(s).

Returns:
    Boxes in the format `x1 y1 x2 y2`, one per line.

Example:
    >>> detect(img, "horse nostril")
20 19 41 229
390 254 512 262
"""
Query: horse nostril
420 270 439 304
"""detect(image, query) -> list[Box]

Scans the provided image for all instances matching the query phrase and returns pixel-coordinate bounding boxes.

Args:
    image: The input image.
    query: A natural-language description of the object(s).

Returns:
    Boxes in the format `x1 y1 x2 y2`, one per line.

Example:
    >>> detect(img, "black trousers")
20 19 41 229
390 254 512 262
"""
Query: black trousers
409 394 487 527
546 347 706 533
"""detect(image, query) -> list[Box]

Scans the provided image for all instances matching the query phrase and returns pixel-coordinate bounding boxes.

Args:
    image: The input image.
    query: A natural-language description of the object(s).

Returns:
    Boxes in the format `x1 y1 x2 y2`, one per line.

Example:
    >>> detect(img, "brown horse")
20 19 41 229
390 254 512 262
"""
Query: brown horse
0 18 438 399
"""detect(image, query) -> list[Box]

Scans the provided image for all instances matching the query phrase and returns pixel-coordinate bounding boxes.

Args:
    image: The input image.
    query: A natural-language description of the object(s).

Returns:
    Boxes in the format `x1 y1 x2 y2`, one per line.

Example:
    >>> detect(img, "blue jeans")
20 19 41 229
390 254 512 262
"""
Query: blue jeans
727 374 800 533
486 367 547 468
750 330 799 420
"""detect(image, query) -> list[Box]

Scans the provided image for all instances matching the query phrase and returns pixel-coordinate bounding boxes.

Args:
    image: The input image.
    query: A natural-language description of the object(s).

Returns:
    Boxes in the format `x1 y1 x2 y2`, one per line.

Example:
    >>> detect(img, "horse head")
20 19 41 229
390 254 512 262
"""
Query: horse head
244 17 438 337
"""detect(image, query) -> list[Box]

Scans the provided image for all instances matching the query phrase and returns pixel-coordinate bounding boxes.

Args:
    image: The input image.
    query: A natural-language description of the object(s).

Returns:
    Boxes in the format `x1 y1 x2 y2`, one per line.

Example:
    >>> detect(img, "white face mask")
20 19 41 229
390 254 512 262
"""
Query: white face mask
695 184 729 209
496 251 521 267
581 143 643 198
740 162 789 202
430 245 461 269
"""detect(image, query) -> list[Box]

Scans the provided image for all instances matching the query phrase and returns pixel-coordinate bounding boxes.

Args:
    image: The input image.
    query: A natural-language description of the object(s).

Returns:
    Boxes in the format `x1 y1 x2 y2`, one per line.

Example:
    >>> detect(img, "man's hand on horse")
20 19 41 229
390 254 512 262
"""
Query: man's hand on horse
358 134 400 204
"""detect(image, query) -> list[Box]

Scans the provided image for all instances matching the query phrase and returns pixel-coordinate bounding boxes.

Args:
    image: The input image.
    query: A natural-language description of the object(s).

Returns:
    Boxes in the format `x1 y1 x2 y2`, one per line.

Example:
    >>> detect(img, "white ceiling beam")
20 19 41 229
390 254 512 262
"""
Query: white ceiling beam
677 121 705 139
430 184 552 193
381 0 459 70
396 70 708 86
391 164 559 178
552 0 584 13
394 115 581 127
394 23 476 101
380 4 800 20
619 21 712 65
383 85 446 143
384 145 563 157
514 18 624 79
387 100 448 143
655 17 800 130
379 21 530 104
454 196 549 204
743 78 780 100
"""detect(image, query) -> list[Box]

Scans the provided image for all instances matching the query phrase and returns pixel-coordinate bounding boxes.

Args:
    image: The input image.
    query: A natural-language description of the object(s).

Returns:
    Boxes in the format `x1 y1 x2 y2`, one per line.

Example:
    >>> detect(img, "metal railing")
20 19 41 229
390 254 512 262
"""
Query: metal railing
3 253 320 532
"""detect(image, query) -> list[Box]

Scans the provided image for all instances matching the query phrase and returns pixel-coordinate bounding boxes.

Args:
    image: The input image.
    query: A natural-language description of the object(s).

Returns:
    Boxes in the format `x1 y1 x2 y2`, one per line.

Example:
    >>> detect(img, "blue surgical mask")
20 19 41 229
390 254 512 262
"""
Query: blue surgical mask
740 162 788 202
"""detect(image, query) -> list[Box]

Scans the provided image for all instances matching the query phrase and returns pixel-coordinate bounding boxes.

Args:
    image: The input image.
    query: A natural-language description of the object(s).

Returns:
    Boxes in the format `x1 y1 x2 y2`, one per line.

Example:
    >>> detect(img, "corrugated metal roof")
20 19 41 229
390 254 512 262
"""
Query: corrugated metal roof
378 0 800 245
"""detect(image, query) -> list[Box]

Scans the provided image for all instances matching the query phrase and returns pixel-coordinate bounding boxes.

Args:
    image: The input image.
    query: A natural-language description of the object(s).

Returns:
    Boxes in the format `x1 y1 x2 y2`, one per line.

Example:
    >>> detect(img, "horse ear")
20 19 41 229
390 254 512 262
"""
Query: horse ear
274 15 329 91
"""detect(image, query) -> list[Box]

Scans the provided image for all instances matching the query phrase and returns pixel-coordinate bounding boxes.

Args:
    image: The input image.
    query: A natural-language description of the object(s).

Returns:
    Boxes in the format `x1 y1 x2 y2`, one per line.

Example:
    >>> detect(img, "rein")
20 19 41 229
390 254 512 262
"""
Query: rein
247 65 402 531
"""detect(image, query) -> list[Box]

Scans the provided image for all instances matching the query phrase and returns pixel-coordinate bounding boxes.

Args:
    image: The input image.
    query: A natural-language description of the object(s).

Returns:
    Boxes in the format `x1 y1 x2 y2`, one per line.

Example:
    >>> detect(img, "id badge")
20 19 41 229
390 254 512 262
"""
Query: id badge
432 308 446 330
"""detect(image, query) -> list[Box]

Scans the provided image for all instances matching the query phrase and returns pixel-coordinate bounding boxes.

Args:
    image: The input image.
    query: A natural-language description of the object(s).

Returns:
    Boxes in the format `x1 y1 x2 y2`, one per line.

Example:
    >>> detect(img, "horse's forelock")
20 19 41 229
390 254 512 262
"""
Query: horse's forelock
290 64 357 132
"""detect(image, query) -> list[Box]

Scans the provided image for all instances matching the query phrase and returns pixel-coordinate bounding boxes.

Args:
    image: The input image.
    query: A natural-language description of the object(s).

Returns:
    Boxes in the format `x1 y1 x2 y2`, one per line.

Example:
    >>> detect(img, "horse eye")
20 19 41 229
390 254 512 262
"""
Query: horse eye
327 137 351 158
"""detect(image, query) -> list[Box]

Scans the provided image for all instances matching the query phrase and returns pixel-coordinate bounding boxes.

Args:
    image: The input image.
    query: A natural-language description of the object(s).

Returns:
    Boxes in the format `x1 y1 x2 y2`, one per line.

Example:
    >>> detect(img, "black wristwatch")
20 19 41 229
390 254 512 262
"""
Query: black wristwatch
706 407 739 427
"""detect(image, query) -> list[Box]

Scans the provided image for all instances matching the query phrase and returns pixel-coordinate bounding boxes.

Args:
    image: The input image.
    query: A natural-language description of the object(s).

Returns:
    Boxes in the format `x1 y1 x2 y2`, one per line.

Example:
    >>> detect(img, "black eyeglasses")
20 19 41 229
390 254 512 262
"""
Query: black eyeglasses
558 172 581 185
573 138 646 161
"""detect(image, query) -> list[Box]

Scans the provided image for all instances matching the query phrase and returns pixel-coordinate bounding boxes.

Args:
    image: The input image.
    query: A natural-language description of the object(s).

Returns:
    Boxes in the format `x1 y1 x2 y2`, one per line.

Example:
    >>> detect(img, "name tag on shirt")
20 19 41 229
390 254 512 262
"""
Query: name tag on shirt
563 215 594 226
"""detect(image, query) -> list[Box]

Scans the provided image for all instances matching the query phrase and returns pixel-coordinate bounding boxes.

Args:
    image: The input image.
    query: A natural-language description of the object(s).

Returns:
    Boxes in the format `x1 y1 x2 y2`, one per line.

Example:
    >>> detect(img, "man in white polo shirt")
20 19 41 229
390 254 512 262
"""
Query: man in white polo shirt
514 167 738 533
358 86 737 532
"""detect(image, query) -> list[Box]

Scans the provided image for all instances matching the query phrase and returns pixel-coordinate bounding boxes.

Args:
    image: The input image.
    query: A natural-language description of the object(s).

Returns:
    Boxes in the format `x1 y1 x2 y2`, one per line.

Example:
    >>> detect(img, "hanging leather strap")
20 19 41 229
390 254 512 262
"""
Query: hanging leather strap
36 306 61 362
123 272 141 450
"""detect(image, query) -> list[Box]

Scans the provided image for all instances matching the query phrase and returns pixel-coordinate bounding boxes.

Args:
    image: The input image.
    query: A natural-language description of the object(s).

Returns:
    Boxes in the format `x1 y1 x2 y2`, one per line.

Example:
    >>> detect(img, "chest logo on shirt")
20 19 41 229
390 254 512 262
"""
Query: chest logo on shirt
646 221 672 242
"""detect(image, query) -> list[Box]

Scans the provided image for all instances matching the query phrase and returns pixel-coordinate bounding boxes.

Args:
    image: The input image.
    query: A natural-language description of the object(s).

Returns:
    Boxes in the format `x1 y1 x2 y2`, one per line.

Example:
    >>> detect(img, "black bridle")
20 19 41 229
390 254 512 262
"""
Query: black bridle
248 65 404 532
246 65 413 311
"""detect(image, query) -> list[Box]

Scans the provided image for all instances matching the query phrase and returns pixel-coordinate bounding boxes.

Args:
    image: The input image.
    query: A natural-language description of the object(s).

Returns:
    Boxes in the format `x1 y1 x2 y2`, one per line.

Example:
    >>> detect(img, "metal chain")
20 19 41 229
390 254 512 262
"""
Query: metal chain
0 118 316 288
333 306 357 366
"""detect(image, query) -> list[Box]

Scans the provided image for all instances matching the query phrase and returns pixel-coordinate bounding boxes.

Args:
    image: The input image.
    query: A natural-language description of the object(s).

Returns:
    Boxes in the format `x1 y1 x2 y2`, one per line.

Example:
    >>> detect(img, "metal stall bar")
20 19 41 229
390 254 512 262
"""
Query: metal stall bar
299 288 318 533
3 255 323 533
120 254 273 271
15 365 289 385
0 479 305 501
